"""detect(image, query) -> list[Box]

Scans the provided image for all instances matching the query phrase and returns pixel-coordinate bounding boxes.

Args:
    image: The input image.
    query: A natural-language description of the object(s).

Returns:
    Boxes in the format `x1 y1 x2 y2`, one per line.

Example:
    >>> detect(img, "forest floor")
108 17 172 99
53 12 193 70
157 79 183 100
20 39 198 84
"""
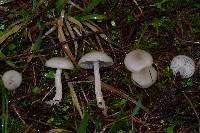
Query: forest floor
0 0 200 132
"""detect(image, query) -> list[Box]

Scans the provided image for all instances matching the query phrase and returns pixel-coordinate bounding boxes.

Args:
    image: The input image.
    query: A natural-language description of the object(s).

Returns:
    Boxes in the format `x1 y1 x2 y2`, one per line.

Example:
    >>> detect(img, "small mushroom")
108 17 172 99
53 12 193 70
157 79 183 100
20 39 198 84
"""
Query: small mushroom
170 55 195 78
2 70 22 91
131 66 157 88
45 57 74 105
79 51 113 115
124 49 153 72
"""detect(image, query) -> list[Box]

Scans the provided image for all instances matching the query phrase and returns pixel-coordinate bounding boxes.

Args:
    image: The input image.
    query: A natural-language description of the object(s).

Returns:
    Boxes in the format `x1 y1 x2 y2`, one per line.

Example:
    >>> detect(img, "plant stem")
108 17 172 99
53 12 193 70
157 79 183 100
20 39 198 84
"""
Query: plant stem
2 86 8 133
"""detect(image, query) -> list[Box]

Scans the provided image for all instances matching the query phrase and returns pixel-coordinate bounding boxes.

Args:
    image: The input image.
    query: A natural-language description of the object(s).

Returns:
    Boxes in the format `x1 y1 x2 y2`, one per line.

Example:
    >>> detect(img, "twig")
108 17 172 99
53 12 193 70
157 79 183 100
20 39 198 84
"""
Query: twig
132 0 143 13
64 72 83 119
183 91 200 133
87 76 149 112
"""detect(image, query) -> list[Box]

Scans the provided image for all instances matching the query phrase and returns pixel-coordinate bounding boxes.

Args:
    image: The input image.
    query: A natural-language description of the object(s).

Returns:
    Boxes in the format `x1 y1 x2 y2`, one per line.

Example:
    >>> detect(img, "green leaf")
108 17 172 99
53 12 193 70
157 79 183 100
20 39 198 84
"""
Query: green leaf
108 121 124 133
37 19 44 29
0 51 6 58
78 110 89 133
165 126 174 133
76 14 106 21
8 43 16 51
132 99 142 116
0 24 21 44
32 87 42 94
0 51 16 68
31 0 37 12
45 71 56 79
56 0 64 14
31 36 41 51
84 0 102 14
5 61 16 68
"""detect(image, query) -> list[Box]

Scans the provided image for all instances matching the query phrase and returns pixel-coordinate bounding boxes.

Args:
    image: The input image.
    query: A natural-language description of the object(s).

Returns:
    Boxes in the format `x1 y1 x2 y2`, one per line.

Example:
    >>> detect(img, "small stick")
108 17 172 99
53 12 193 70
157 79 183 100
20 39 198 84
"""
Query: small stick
183 91 200 133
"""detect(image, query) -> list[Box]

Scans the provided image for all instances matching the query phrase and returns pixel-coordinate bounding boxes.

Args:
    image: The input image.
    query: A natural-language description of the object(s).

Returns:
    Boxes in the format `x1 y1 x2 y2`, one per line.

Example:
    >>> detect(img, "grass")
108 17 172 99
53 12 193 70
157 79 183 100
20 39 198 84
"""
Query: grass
0 0 200 132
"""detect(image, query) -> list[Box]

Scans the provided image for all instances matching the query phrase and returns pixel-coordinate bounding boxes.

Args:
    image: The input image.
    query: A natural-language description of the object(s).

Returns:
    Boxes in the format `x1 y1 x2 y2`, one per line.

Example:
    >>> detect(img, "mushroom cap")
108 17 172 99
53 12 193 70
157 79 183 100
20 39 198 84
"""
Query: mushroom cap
124 49 153 72
170 55 195 78
78 51 113 69
2 70 22 90
131 66 157 88
45 57 74 70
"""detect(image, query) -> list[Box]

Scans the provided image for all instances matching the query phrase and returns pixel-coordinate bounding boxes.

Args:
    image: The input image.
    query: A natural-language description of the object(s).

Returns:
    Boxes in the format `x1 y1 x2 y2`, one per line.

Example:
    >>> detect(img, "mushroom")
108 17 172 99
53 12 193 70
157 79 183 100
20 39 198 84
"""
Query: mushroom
124 49 153 72
124 49 157 88
131 66 157 88
2 70 22 91
78 51 113 115
45 57 74 105
170 55 195 78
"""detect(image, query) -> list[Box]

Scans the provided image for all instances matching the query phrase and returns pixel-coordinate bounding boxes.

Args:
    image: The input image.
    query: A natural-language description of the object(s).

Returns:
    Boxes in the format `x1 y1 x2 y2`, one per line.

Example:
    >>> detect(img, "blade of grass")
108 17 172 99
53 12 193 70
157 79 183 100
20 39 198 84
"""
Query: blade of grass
64 72 83 119
1 79 8 133
56 0 65 14
78 110 89 133
0 51 16 68
132 99 142 116
65 19 78 56
67 16 84 30
76 14 106 21
83 0 102 14
0 24 21 44
57 17 78 68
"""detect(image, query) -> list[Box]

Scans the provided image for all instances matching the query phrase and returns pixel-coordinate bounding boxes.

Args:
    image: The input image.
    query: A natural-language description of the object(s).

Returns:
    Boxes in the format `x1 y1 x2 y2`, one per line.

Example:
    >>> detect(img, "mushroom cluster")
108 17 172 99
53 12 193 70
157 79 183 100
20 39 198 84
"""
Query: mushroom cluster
124 49 157 88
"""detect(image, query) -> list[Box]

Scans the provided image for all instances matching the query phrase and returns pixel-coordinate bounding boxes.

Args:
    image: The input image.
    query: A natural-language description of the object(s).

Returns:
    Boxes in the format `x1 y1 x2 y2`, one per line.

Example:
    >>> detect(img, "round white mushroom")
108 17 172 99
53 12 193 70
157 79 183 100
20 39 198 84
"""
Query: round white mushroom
79 51 113 115
2 70 22 91
124 49 153 72
45 57 74 105
131 66 157 88
170 55 195 78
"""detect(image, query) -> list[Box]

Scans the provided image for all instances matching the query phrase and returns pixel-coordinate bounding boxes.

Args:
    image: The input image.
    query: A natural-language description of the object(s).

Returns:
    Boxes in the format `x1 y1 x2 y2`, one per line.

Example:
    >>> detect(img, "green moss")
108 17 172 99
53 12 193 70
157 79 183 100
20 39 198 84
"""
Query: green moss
138 35 159 50
8 117 24 133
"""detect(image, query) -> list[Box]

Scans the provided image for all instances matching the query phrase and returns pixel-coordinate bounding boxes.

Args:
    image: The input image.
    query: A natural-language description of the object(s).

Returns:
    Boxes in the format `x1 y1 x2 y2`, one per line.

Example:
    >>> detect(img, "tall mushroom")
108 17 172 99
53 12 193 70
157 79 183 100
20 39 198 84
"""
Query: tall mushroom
124 49 157 88
170 55 195 78
45 57 74 105
2 70 22 91
79 51 113 115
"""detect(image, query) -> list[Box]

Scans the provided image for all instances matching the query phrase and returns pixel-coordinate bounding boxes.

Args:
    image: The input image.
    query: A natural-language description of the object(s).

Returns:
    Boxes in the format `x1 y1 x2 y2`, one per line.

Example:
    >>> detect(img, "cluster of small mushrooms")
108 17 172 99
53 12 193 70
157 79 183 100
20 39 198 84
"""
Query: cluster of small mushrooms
1 49 196 116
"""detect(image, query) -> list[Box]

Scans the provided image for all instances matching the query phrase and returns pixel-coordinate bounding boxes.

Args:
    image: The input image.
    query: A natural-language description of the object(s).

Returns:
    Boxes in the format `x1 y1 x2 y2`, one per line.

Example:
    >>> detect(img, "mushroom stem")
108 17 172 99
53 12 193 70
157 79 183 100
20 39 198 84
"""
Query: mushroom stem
176 67 185 76
93 61 107 115
53 69 62 101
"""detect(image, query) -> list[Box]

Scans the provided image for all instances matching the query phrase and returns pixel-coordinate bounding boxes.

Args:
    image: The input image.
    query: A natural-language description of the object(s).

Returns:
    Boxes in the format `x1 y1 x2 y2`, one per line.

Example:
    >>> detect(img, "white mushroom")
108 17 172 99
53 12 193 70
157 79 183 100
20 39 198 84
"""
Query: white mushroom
45 57 74 105
170 55 195 78
131 66 157 88
79 51 113 115
124 49 157 88
124 49 153 72
2 70 22 91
